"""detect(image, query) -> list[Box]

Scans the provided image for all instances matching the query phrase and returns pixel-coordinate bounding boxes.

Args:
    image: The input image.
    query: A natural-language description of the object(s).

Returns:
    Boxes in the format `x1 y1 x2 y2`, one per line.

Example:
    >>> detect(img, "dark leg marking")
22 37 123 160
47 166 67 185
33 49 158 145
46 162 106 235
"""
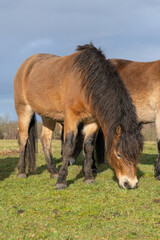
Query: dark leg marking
83 134 96 183
91 152 98 174
56 132 76 189
61 123 84 165
155 140 160 180
60 123 64 156
72 123 84 161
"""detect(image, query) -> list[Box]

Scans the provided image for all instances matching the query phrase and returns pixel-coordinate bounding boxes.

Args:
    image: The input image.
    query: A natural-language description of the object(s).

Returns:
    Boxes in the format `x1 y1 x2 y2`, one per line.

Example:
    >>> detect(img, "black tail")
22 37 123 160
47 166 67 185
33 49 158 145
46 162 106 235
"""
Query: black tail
95 128 105 164
25 113 37 174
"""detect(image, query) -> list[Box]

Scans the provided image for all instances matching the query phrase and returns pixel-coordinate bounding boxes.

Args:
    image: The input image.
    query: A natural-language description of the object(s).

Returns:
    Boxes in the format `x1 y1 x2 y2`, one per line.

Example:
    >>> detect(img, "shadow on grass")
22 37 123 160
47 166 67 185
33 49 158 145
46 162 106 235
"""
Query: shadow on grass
66 152 158 187
0 156 18 181
36 158 62 175
67 168 100 187
0 152 157 185
139 153 157 165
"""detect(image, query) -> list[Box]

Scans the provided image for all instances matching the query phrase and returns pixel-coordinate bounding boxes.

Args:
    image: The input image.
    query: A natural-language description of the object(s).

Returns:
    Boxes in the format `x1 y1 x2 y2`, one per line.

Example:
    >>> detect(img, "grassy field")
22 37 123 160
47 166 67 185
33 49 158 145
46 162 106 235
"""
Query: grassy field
0 140 160 240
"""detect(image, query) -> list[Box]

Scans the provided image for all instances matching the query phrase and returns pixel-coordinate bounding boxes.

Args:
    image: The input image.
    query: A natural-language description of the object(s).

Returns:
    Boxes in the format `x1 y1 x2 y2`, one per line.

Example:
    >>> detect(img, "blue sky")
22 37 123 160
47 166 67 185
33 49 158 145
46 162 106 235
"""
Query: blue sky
1 0 160 120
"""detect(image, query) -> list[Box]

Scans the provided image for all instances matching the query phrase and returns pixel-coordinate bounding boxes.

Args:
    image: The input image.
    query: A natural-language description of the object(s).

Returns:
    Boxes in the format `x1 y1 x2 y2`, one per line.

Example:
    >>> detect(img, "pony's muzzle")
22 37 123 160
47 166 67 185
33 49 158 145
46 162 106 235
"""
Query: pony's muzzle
119 176 138 189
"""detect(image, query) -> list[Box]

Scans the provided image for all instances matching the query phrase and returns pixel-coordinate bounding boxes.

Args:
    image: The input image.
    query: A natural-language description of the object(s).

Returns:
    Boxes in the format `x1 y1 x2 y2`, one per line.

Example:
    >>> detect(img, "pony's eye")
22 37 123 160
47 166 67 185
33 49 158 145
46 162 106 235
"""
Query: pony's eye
117 153 121 158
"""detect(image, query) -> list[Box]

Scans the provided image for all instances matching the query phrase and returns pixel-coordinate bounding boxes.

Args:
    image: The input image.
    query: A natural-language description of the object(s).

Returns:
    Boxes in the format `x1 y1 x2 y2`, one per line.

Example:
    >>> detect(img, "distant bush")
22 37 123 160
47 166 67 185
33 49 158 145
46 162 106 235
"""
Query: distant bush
0 115 18 139
37 121 61 140
142 123 156 142
0 113 157 142
0 131 4 139
0 115 61 140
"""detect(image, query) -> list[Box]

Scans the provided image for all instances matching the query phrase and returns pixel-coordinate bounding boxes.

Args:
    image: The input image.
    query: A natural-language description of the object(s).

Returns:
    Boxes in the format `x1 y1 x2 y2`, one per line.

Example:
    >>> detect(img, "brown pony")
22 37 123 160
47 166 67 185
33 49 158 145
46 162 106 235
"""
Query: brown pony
14 43 143 189
111 58 160 180
65 58 160 181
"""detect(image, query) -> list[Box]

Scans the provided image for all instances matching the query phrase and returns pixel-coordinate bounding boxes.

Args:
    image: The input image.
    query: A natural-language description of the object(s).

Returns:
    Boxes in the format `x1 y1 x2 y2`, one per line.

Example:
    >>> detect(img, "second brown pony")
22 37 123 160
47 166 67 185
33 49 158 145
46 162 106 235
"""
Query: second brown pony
14 43 143 189
112 58 160 180
61 58 160 180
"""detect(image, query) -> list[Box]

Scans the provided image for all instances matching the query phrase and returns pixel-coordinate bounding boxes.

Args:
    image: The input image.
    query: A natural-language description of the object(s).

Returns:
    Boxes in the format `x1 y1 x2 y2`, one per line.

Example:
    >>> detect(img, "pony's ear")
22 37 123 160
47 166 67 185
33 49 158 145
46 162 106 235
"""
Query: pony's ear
116 125 122 136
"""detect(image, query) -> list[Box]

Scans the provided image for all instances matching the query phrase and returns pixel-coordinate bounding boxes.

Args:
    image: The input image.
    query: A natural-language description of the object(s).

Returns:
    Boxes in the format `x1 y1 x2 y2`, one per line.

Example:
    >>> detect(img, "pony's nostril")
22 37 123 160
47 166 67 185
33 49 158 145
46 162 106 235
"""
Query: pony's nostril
119 177 138 189
124 181 131 189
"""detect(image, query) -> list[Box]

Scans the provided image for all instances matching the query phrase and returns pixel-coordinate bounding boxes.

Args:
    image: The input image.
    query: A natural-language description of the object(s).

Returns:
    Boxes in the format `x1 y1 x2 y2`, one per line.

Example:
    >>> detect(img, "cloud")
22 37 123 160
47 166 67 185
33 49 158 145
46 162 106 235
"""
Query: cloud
1 0 160 120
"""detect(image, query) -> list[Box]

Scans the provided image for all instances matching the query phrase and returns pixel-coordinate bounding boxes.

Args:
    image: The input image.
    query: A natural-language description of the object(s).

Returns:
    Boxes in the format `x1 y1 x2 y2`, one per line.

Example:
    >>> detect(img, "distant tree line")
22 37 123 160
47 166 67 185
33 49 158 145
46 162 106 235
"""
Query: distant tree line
0 114 157 141
0 115 61 140
0 114 18 139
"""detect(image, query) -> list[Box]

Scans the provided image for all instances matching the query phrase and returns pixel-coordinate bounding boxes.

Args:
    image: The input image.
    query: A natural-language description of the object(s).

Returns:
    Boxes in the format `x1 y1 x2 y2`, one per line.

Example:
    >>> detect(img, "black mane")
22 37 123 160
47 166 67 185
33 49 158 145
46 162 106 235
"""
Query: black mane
73 43 143 163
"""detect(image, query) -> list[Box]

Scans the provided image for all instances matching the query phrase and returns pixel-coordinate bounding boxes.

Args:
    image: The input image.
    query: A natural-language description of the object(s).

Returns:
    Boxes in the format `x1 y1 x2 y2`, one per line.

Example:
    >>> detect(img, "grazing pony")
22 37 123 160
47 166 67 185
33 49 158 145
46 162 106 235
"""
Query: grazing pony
111 58 160 180
67 58 160 181
14 43 143 189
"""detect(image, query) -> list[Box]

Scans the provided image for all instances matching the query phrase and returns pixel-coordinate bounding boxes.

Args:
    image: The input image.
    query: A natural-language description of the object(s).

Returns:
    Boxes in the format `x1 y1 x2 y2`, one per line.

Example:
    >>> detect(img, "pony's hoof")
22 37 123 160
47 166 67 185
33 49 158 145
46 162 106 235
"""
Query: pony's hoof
50 173 58 178
84 178 95 184
17 173 27 178
55 183 67 190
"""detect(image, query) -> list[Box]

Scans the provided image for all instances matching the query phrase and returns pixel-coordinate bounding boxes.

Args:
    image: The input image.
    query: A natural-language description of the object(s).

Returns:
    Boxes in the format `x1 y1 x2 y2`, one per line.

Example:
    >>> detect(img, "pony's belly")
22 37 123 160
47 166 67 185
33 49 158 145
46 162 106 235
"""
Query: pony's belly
37 109 64 122
28 102 64 121
26 94 64 121
136 107 155 123
132 97 156 123
48 112 64 121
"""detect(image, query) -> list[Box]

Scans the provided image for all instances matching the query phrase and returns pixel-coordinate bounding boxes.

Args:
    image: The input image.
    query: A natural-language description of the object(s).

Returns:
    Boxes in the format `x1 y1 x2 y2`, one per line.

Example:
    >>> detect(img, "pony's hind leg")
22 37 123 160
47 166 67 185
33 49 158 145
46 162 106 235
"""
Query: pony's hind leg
17 105 35 178
41 117 58 178
83 123 98 183
155 114 160 180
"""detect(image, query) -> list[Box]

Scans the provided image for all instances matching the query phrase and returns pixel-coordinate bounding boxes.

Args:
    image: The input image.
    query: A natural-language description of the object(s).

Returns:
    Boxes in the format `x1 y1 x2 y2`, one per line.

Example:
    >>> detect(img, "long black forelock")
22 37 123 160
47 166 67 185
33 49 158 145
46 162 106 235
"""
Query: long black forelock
73 43 143 163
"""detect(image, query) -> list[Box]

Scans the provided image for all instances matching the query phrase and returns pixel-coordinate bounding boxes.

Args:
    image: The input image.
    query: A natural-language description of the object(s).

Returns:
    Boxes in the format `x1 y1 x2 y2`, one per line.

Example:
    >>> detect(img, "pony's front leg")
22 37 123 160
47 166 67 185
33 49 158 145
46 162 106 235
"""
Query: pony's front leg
83 123 98 183
56 116 78 189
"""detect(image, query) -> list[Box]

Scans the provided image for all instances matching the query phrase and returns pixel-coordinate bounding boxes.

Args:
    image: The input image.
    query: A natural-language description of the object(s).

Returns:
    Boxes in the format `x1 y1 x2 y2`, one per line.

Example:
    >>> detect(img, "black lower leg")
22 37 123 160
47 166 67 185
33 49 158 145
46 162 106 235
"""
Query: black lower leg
155 140 160 180
60 124 64 156
91 151 98 174
72 123 84 160
61 123 84 165
56 132 76 189
83 134 95 183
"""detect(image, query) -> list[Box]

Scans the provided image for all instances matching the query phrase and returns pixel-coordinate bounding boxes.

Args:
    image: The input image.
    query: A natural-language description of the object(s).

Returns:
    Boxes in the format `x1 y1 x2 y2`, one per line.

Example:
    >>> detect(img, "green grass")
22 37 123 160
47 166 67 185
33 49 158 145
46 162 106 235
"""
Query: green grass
0 140 160 240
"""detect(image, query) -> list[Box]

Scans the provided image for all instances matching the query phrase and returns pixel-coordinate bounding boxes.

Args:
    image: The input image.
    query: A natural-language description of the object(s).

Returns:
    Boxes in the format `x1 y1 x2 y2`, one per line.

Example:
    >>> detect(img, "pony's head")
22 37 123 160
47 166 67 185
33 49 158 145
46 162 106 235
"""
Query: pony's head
106 126 142 189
